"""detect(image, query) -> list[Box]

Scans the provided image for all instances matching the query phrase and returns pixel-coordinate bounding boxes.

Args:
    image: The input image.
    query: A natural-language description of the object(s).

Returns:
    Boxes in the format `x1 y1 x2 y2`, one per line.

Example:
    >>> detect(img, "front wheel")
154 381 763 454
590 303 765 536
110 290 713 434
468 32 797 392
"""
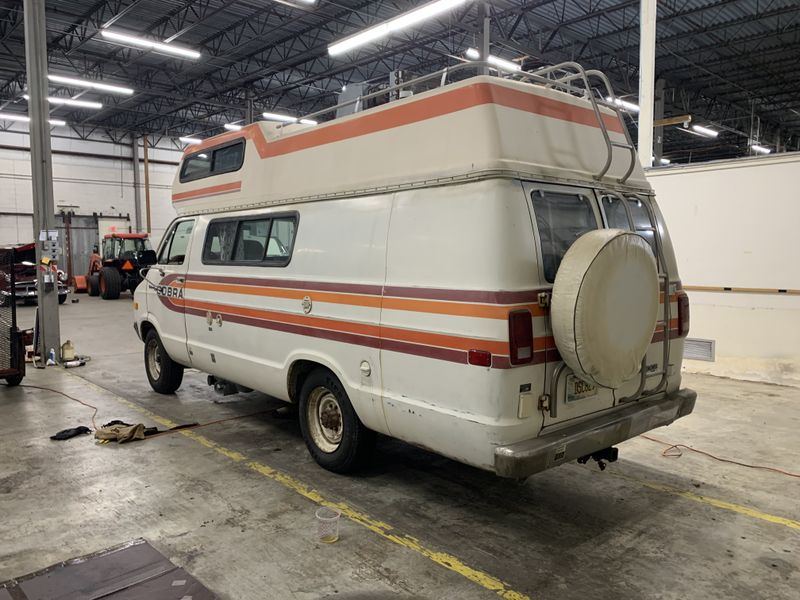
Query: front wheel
298 369 375 474
88 274 100 297
144 329 184 394
100 267 121 300
5 373 23 386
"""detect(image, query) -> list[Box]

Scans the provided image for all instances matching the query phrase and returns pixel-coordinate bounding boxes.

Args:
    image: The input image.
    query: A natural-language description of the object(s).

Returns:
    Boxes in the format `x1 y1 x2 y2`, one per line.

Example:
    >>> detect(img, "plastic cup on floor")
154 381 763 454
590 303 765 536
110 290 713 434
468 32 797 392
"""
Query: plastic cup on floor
316 506 341 543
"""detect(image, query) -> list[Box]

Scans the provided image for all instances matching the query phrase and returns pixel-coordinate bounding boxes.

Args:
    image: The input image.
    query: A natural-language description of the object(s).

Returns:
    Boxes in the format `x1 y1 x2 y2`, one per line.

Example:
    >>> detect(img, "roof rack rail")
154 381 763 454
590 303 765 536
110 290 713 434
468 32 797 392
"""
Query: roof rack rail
292 60 637 184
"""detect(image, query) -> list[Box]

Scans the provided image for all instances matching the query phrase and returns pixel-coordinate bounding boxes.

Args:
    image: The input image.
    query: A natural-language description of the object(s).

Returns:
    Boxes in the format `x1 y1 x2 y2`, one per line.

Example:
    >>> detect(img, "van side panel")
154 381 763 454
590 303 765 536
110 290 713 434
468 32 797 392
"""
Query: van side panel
182 196 392 434
381 179 543 469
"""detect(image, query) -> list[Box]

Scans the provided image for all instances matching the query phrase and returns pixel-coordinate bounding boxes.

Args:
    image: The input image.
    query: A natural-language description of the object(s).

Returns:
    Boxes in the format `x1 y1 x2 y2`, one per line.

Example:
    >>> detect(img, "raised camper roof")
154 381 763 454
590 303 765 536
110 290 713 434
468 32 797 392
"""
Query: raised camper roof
171 62 649 216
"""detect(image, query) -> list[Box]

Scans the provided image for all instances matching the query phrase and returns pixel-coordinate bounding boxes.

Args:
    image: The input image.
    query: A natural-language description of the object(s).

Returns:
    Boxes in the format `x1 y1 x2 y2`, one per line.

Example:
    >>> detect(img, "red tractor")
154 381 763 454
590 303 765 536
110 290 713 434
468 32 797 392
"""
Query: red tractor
88 233 156 300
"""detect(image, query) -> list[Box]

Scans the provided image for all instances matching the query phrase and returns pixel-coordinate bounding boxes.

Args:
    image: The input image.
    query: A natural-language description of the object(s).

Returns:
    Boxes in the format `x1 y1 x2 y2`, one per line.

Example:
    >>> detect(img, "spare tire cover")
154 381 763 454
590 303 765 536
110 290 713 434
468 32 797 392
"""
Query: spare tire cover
551 229 659 389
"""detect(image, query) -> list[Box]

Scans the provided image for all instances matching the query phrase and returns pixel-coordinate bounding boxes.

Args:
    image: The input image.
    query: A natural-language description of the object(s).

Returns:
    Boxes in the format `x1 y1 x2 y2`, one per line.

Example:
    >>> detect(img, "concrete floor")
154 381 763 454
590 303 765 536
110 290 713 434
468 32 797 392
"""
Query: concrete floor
1 295 798 599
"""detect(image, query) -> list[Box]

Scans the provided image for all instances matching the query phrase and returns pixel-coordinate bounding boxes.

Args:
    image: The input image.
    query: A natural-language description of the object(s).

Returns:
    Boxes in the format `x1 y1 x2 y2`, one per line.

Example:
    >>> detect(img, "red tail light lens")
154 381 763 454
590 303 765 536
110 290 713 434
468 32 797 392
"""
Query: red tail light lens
676 290 690 337
508 309 534 365
468 349 492 367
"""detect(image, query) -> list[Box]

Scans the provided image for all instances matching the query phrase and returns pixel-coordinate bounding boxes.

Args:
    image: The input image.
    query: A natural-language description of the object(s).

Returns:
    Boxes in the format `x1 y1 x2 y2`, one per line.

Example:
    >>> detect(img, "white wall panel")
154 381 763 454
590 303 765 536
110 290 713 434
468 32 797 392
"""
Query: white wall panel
648 153 800 387
0 130 179 247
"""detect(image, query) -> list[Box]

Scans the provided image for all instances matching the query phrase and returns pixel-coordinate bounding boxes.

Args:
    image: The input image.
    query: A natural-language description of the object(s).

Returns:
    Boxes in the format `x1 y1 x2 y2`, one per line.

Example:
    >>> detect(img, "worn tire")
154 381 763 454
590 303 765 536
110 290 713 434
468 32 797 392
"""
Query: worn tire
144 329 184 394
5 373 23 387
298 368 375 474
88 274 100 296
99 267 121 300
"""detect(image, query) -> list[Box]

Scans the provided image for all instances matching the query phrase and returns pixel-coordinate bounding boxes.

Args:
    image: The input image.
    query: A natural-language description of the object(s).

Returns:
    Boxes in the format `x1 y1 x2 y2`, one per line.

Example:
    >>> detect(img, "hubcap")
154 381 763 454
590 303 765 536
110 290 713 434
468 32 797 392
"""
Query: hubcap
307 386 343 453
146 339 162 379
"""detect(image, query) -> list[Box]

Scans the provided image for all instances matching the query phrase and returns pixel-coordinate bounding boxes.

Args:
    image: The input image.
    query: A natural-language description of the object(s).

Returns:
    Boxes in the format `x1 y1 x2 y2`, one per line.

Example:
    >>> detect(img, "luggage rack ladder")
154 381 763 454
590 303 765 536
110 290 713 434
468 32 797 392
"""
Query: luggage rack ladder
295 60 638 184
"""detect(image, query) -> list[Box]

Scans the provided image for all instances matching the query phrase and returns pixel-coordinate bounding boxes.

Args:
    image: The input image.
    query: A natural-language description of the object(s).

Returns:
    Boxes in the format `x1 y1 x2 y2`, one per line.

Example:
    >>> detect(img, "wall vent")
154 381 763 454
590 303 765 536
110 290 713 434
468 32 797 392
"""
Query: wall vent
684 338 715 362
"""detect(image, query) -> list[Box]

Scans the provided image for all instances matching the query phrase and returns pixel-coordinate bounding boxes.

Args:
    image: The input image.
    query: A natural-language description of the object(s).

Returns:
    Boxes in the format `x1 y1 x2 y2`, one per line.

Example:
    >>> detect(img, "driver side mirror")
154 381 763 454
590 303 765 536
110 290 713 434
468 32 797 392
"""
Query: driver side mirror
139 249 157 266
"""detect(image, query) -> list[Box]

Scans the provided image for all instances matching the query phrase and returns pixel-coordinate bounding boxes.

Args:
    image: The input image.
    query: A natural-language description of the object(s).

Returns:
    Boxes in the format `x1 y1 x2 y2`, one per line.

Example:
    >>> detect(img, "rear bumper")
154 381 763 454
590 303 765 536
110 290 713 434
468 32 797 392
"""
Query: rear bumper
494 388 697 478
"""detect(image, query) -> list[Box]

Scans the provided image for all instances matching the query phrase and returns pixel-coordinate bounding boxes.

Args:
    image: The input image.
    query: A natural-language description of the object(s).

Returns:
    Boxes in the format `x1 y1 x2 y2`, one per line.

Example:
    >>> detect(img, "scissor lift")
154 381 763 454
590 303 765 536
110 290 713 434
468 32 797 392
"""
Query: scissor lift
0 247 25 386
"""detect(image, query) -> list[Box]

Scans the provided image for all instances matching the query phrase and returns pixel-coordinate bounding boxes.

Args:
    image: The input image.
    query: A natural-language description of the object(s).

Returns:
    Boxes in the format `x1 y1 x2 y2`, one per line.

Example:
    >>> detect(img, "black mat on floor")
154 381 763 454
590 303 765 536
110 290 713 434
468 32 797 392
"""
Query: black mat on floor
0 539 217 599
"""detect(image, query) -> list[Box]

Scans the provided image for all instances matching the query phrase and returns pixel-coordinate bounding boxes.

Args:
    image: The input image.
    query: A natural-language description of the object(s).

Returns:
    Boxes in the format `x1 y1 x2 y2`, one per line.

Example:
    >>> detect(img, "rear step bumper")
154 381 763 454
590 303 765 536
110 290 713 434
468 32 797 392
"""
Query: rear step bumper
494 388 697 478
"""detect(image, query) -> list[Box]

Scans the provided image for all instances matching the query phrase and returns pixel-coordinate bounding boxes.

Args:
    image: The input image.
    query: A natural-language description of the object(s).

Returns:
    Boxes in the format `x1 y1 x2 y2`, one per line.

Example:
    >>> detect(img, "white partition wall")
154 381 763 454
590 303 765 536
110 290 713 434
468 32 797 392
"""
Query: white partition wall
648 153 800 387
0 130 179 247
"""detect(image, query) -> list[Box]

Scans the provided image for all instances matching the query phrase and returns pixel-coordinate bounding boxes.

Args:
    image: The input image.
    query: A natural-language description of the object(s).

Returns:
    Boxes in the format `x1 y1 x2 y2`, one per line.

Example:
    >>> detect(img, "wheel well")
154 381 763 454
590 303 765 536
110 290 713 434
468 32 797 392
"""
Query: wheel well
139 320 155 341
287 360 328 403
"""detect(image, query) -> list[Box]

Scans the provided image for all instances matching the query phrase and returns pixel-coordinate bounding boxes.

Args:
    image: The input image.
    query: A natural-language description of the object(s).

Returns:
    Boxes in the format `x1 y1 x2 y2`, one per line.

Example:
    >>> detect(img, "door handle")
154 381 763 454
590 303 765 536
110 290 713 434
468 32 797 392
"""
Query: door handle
176 276 185 284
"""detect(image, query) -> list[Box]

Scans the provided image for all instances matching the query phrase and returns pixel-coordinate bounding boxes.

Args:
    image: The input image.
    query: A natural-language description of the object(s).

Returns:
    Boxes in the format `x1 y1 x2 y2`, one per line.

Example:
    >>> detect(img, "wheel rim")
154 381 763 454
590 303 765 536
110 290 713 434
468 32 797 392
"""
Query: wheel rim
307 386 343 453
146 339 162 380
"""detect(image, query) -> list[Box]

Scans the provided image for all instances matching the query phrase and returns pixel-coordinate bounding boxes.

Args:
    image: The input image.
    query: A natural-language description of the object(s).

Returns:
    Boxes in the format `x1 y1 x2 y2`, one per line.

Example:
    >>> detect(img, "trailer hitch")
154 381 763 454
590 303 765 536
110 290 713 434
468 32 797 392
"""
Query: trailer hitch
577 446 619 471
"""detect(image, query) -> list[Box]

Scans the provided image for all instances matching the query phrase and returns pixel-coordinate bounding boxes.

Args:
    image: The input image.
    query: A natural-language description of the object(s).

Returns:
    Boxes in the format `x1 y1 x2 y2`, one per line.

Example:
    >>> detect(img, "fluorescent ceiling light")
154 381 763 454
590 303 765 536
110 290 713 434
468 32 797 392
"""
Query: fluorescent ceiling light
101 29 201 60
48 74 134 95
262 112 318 126
24 94 102 109
751 143 771 154
465 48 522 72
223 123 242 131
0 112 66 126
179 136 202 144
691 124 718 138
329 0 469 56
605 96 640 113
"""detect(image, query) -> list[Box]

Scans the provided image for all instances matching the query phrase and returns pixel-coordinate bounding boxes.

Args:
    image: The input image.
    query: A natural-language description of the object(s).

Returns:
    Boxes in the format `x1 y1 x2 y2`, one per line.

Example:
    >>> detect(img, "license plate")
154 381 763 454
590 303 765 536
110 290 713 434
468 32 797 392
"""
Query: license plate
566 374 597 402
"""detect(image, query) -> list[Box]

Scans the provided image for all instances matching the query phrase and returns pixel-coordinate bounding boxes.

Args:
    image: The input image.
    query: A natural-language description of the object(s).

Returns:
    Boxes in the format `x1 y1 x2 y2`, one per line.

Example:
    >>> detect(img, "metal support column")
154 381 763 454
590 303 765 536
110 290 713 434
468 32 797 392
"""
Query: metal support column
131 135 143 232
653 78 665 164
480 3 491 75
245 90 254 125
143 135 152 233
24 0 60 361
637 0 657 168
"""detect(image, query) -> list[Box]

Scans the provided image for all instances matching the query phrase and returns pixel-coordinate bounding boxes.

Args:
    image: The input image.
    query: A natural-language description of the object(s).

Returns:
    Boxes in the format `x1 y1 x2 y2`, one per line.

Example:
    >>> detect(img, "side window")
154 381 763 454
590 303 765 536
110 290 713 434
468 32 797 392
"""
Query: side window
266 218 296 260
531 190 598 283
179 153 211 182
102 240 114 260
179 140 245 183
233 219 269 262
203 220 238 263
158 220 195 265
213 143 244 173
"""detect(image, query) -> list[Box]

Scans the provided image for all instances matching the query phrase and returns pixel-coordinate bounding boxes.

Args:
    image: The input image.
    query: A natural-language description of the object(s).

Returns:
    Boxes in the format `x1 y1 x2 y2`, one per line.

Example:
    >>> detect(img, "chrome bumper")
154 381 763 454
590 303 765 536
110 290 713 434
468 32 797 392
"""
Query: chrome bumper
494 388 697 478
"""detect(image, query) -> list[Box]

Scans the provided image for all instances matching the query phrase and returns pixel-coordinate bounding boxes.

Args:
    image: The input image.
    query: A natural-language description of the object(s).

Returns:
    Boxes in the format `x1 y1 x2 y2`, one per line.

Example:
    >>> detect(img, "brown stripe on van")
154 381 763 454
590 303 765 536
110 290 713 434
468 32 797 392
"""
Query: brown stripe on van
382 286 548 304
185 274 384 296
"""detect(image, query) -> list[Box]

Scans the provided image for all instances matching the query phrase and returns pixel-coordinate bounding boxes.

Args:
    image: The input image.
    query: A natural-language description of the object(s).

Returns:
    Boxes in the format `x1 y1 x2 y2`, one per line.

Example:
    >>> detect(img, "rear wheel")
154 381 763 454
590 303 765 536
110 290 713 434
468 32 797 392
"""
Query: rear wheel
58 294 66 305
298 369 375 473
144 329 184 394
5 373 23 387
88 275 100 297
99 267 121 300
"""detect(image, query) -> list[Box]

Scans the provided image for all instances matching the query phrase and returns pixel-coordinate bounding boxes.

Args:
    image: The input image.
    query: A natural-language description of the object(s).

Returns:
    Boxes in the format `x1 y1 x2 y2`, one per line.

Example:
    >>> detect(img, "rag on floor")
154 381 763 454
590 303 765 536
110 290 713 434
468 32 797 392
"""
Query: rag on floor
95 423 147 443
50 426 92 441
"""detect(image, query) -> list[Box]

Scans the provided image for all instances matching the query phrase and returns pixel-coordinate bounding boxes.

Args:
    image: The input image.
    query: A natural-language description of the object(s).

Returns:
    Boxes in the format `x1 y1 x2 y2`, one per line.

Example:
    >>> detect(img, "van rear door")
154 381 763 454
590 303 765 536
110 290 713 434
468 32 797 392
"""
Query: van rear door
524 182 618 427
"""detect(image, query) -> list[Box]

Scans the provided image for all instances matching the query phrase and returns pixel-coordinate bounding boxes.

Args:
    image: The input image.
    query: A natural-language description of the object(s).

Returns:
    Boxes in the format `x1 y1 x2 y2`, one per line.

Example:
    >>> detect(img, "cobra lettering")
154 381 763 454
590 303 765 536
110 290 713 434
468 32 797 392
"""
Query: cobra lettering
157 284 184 299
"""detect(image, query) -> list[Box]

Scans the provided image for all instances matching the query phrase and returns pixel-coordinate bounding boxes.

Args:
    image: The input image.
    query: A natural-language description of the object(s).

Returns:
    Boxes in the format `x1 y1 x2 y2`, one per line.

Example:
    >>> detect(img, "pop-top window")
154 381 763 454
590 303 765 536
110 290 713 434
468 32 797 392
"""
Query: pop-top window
531 190 598 283
180 140 245 183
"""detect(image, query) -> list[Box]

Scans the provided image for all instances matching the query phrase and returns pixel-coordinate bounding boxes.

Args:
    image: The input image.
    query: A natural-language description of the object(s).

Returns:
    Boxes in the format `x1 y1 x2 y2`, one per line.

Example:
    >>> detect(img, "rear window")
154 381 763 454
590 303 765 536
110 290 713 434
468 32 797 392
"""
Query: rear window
531 190 598 283
180 140 245 183
601 194 656 252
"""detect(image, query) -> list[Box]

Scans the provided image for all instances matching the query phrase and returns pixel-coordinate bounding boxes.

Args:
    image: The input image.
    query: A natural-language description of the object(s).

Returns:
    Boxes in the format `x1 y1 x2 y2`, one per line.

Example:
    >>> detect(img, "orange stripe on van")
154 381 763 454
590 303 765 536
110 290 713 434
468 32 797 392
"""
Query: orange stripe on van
183 297 509 355
185 280 547 319
184 82 624 160
172 180 242 202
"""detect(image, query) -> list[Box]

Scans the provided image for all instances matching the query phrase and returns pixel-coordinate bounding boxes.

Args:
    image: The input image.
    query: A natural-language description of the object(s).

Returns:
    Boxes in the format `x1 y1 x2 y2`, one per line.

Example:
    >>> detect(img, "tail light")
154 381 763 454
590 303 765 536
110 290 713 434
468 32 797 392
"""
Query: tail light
676 290 690 337
508 309 534 365
468 349 492 367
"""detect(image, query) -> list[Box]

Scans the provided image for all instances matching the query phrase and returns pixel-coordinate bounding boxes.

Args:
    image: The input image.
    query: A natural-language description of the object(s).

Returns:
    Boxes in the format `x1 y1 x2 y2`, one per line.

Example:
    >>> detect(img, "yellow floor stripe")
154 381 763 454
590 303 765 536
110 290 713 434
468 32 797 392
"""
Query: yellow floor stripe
610 472 800 531
67 375 529 600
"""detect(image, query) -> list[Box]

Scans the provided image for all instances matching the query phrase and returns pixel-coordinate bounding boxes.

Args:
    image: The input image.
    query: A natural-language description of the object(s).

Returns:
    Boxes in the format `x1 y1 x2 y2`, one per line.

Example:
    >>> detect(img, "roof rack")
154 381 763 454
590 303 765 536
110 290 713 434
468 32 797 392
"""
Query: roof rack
293 60 638 184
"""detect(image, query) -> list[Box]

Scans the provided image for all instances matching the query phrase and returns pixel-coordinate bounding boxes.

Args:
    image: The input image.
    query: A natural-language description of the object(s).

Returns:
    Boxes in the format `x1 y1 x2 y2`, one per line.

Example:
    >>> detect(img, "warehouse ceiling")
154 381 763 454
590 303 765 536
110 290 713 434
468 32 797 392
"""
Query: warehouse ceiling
0 0 798 162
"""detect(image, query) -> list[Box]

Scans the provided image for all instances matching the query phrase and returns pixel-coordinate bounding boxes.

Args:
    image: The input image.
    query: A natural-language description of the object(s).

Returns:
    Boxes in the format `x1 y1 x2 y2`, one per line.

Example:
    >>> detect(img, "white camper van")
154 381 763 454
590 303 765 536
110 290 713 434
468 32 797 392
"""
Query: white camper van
133 62 696 478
